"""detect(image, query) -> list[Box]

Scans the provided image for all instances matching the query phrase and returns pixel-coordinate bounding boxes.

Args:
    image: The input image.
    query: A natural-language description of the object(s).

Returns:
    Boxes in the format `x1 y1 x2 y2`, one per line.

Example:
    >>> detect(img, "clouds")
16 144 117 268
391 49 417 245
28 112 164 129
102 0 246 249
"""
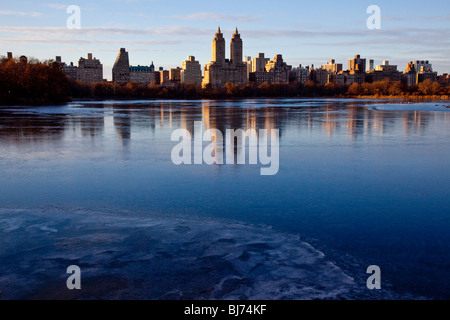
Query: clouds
0 24 448 52
0 10 42 17
44 4 71 10
0 1 448 74
169 12 262 23
0 26 212 37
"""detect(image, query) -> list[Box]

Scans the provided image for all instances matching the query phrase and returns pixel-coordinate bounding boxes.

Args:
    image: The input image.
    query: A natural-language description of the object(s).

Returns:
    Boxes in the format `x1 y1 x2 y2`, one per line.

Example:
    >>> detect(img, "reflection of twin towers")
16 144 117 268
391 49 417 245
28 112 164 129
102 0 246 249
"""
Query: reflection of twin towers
110 101 434 147
174 101 279 165
156 101 278 132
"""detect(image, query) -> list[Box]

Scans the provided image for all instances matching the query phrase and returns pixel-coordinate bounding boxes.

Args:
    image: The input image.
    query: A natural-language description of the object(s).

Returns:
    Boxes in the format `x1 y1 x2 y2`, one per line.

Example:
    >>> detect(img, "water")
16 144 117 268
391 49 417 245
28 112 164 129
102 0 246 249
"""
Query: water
0 99 449 300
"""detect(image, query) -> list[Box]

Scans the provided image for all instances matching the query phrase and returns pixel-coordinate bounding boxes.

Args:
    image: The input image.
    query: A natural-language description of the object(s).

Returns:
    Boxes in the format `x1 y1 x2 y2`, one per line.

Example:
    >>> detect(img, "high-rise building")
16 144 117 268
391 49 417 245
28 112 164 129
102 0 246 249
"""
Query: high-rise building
329 73 346 86
181 56 202 85
311 68 329 85
366 63 402 83
130 66 155 85
159 70 170 85
55 56 77 80
77 53 103 83
252 53 270 72
412 60 437 83
203 27 248 88
64 62 78 80
348 54 366 73
230 29 243 65
113 48 131 83
375 61 398 72
244 56 252 81
169 67 182 82
249 71 275 85
321 59 343 74
265 54 291 83
417 71 438 83
403 62 417 86
291 64 310 84
414 60 433 73
212 27 226 63
405 61 416 74
369 59 375 71
346 72 366 85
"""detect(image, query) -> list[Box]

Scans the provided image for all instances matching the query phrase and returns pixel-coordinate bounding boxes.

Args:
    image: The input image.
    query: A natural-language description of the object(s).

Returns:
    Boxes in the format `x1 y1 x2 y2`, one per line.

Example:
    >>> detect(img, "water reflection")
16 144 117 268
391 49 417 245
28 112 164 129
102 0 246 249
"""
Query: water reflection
1 99 450 299
0 110 65 144
0 100 447 149
114 110 131 148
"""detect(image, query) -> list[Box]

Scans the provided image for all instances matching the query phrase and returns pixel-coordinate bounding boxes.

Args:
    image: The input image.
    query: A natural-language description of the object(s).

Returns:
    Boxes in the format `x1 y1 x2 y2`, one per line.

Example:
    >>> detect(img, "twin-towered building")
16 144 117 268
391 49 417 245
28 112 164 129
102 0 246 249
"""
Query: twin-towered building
108 28 291 88
51 27 440 87
202 28 292 87
202 27 248 88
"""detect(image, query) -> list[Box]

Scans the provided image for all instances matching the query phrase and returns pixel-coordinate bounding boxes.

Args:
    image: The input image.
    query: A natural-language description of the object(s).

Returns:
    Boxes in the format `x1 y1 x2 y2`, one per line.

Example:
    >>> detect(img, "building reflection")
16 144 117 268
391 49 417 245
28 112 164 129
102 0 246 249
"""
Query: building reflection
76 116 105 138
403 111 428 136
113 108 131 148
321 103 339 136
2 101 440 155
146 100 440 147
0 110 66 145
346 107 365 140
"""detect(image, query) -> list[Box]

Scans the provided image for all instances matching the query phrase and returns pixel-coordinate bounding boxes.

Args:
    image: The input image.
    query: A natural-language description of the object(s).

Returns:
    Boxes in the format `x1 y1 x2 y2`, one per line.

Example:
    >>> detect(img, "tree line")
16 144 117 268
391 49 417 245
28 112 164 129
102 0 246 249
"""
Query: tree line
1 57 448 105
0 57 70 105
69 78 449 100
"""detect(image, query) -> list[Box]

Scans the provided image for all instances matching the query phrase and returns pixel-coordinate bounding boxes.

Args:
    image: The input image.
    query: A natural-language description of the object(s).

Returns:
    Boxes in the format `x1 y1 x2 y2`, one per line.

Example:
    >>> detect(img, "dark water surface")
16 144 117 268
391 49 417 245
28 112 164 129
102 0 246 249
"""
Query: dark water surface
0 99 449 300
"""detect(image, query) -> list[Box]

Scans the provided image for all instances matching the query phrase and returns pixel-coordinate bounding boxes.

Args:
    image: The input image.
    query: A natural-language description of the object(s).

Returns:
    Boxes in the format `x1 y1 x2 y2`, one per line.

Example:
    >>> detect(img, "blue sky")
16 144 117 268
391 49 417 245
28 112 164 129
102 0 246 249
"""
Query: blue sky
0 0 449 80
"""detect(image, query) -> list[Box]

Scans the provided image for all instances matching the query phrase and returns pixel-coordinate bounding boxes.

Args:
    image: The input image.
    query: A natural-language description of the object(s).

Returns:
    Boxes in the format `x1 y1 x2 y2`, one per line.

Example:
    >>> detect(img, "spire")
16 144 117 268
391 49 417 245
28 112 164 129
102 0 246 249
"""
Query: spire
217 26 221 34
235 27 238 34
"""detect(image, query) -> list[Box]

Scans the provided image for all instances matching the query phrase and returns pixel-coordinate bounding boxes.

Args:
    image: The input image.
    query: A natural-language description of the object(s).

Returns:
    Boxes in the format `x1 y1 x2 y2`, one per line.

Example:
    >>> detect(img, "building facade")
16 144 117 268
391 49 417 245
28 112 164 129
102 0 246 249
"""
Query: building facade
130 66 155 85
180 56 202 85
414 60 433 73
265 54 291 83
202 27 247 88
113 48 131 83
403 61 418 86
321 59 343 74
244 56 252 81
348 54 367 73
169 67 182 83
291 65 310 84
375 61 398 72
249 71 275 85
77 53 103 83
311 69 329 85
55 56 78 80
252 53 270 73
159 70 170 85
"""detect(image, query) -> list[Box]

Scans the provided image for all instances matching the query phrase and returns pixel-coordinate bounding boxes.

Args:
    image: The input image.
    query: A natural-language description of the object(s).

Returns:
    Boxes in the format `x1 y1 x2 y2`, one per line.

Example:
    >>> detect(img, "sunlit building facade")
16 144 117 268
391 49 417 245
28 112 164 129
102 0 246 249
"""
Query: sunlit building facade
203 27 248 88
77 53 103 83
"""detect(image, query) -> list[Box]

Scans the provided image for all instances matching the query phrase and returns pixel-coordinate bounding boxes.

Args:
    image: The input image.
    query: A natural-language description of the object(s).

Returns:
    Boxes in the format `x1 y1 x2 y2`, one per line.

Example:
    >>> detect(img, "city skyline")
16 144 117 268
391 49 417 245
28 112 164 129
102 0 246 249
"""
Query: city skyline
0 0 449 80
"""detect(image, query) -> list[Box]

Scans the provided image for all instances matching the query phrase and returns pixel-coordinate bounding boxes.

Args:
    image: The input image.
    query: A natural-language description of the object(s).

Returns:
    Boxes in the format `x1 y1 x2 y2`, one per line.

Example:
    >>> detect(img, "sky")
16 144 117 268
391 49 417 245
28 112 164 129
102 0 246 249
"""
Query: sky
0 0 449 80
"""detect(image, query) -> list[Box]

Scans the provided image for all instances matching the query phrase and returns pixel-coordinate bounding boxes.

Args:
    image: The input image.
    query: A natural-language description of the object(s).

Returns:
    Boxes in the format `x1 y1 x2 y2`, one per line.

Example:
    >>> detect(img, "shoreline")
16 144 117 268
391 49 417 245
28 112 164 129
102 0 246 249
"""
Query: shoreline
1 95 449 107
